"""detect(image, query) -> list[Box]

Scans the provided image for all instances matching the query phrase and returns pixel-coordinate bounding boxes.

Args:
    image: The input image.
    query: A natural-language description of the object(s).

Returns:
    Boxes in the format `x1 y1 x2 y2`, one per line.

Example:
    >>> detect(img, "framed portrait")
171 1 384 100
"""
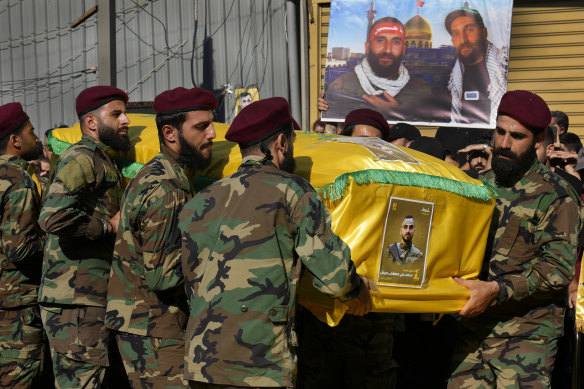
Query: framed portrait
377 197 434 288
323 0 513 128
234 86 260 116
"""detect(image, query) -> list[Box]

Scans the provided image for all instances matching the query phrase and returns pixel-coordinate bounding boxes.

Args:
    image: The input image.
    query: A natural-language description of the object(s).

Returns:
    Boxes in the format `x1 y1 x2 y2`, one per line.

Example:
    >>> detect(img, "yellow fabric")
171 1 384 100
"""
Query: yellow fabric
51 114 496 326
576 260 584 332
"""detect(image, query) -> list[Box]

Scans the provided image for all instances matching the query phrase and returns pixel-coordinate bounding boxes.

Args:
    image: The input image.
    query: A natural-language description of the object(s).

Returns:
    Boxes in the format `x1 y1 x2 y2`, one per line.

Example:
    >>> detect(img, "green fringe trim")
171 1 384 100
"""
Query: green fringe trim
47 133 146 180
318 169 495 202
46 134 496 201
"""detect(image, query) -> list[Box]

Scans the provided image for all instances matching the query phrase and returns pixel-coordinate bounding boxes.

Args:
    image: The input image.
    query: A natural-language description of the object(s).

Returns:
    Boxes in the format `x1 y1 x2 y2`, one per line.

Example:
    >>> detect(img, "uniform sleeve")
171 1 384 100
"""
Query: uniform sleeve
291 190 363 301
497 195 581 303
38 156 104 239
1 185 43 263
141 186 187 292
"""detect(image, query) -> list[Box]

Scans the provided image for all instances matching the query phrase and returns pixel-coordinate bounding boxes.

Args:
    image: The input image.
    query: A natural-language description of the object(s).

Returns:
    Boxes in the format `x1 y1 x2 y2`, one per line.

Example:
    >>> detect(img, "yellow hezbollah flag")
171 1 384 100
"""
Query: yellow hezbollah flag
49 114 495 325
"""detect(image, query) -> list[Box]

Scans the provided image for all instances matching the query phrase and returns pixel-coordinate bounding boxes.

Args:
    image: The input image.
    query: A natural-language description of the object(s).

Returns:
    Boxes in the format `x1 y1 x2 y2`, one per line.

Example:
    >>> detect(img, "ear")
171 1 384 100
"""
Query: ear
483 27 488 40
276 132 287 152
365 41 370 54
545 143 555 157
162 124 178 144
84 113 99 132
9 133 21 149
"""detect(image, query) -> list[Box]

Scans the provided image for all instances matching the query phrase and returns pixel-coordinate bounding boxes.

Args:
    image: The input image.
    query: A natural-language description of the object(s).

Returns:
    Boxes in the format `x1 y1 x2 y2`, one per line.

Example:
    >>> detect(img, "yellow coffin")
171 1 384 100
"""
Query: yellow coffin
49 114 495 325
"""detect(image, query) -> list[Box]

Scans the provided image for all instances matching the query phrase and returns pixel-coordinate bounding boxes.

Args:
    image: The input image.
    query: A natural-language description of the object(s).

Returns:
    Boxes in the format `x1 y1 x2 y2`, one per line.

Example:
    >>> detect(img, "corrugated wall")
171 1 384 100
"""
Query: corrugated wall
0 0 291 133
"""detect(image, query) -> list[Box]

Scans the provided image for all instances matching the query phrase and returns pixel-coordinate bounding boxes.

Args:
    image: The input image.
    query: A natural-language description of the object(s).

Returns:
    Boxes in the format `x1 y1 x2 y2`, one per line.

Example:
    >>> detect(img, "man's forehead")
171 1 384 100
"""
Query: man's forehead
451 16 479 29
402 218 415 226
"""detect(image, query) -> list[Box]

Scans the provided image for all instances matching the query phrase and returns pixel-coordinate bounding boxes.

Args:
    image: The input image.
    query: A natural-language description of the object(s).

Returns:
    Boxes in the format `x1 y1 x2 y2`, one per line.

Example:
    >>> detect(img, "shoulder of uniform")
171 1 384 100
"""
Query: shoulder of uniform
535 165 574 199
0 162 34 189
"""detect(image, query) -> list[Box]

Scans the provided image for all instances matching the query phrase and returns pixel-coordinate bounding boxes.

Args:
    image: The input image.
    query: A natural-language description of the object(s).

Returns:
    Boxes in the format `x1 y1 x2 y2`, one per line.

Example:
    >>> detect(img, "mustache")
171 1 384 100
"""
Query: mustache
493 147 517 159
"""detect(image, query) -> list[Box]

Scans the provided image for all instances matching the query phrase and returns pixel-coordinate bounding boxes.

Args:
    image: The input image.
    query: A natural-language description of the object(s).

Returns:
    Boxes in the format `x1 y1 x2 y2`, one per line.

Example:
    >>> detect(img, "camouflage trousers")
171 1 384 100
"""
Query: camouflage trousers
0 305 44 389
448 326 559 389
40 304 111 389
189 383 288 389
297 309 398 389
115 332 188 388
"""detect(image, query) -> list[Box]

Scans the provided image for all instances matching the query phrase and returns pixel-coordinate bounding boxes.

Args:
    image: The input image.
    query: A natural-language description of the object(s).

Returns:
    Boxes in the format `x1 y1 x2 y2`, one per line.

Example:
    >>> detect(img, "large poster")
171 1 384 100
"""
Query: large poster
322 0 513 128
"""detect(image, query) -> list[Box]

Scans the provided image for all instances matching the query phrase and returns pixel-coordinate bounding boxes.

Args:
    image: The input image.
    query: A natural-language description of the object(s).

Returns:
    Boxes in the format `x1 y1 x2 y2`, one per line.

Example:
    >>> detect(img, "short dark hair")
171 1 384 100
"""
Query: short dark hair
551 110 569 132
0 124 25 153
155 111 188 145
445 8 485 35
368 17 405 41
559 132 582 153
239 91 252 99
543 126 555 148
312 120 325 130
240 122 294 159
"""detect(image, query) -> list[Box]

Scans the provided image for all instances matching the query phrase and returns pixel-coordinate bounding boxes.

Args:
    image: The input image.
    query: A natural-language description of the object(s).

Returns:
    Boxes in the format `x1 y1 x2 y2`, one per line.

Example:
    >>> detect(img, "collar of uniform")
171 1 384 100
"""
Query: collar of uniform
0 153 28 167
241 154 275 168
159 143 195 191
80 134 120 160
160 143 181 166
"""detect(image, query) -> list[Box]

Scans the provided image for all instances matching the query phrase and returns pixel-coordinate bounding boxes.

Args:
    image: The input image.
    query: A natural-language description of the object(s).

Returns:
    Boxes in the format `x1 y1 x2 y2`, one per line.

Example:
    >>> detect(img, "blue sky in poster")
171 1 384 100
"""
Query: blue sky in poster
328 0 514 54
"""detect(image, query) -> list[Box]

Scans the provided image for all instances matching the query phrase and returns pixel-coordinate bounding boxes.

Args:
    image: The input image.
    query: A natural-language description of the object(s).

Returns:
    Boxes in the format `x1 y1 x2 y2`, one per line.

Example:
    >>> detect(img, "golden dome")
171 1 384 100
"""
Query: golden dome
405 15 432 41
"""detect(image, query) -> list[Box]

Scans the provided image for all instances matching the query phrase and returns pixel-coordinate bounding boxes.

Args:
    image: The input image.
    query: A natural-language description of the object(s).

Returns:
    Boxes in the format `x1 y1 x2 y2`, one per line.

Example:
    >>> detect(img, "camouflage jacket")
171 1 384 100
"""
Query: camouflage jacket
477 160 582 337
0 154 43 308
106 145 194 339
38 135 122 307
179 155 363 387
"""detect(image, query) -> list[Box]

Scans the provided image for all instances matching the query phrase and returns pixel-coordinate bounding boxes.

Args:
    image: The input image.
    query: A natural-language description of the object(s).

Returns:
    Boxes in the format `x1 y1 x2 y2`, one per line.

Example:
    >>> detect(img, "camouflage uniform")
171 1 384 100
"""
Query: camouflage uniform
385 242 423 264
448 160 582 389
179 155 364 388
38 135 122 388
106 145 193 388
0 154 44 389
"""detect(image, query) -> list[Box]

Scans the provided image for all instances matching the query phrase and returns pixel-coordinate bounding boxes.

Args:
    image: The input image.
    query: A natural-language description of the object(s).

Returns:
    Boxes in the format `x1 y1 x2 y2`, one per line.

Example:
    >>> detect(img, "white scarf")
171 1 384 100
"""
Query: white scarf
448 41 507 124
354 57 410 96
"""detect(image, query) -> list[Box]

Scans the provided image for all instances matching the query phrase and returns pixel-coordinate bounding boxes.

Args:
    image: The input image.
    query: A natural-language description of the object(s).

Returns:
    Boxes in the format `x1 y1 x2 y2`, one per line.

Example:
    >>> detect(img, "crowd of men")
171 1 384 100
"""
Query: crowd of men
1 80 582 389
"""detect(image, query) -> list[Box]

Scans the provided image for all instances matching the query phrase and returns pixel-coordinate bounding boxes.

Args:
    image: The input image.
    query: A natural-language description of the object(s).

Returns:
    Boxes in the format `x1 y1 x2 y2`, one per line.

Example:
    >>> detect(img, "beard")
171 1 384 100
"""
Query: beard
22 141 43 161
491 145 537 186
177 131 212 171
367 50 403 78
279 146 296 174
98 121 131 151
456 39 487 65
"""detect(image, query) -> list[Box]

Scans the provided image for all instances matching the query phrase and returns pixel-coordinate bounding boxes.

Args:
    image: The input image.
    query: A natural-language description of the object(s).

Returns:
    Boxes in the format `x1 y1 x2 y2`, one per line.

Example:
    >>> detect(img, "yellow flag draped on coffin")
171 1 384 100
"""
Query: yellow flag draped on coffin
575 260 584 332
49 114 495 325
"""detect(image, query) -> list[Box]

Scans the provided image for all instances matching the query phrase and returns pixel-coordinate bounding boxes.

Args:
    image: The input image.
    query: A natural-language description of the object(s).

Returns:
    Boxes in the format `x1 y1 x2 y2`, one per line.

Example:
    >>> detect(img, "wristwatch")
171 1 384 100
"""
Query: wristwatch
495 279 508 304
101 218 109 236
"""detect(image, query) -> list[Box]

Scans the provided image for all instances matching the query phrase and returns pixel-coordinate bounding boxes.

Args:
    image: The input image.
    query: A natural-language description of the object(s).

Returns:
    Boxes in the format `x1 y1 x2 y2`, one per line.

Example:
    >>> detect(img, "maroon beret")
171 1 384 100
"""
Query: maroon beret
497 90 551 132
0 102 29 138
153 87 218 116
226 97 299 146
76 86 129 118
343 108 390 141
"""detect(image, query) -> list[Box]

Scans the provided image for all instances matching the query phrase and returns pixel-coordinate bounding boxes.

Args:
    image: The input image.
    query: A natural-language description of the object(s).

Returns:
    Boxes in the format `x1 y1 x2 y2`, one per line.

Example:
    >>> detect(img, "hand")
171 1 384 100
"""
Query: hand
548 150 578 167
317 93 329 112
108 211 121 236
362 91 399 112
568 277 578 309
453 277 499 318
458 143 492 155
346 276 373 316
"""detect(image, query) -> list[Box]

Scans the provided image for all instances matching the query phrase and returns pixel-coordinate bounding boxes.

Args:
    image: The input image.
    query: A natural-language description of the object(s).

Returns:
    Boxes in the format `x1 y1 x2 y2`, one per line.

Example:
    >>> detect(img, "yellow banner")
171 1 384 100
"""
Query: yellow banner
50 114 496 325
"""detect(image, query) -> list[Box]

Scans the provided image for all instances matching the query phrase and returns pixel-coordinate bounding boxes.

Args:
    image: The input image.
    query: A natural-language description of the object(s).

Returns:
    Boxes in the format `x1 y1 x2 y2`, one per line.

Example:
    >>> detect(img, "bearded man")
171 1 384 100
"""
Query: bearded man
449 90 582 388
445 7 507 125
325 17 431 120
105 87 217 389
38 86 131 389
